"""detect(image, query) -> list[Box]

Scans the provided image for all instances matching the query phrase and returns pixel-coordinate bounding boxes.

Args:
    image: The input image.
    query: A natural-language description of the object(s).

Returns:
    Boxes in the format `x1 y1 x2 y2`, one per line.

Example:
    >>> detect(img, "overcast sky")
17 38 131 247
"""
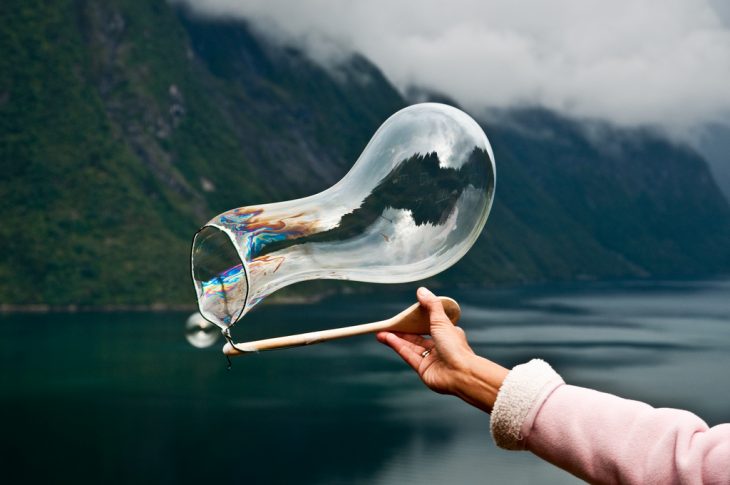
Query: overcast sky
176 0 730 134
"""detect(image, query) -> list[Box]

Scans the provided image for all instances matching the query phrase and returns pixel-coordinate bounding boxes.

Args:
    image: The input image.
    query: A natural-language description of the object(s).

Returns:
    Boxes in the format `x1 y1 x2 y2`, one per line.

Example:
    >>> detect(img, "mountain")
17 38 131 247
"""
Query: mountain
1 0 729 307
690 122 730 202
455 108 730 284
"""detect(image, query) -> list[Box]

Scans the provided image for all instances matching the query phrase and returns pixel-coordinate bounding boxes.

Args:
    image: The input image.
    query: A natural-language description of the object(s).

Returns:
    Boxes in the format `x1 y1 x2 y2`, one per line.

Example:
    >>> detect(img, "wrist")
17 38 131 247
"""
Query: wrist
454 355 509 413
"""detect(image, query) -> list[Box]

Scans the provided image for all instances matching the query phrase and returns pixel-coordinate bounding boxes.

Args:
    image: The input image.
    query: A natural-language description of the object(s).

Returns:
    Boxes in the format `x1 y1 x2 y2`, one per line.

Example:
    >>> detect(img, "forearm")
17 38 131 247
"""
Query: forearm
453 355 509 413
491 360 730 484
526 384 730 484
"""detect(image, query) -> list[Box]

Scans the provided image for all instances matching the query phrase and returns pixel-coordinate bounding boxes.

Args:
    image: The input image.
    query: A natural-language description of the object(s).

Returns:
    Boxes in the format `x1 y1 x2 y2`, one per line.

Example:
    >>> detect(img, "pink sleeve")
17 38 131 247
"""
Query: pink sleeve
490 359 730 484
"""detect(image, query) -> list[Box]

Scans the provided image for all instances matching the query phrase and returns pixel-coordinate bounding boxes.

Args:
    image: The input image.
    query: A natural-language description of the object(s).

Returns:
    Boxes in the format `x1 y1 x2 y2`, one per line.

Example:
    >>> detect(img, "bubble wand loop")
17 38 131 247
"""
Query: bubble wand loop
221 296 460 356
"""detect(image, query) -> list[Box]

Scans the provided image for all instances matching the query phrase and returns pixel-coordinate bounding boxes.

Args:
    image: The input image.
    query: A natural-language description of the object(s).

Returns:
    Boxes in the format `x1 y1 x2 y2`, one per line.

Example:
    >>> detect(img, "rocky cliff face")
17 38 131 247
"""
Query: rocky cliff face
1 0 729 306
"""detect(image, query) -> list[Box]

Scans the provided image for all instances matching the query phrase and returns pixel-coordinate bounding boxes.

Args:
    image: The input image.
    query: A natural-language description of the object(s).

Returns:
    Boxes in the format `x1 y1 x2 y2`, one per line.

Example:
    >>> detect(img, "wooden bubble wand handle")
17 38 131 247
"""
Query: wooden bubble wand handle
222 296 460 356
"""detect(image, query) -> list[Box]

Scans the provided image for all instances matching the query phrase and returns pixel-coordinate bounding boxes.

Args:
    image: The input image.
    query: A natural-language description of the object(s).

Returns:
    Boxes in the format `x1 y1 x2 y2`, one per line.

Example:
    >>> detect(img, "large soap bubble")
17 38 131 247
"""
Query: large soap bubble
191 103 495 328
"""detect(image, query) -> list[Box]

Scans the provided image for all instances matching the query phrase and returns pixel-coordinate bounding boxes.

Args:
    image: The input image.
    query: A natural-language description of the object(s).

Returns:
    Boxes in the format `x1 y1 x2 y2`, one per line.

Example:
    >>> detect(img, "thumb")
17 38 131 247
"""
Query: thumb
417 287 452 329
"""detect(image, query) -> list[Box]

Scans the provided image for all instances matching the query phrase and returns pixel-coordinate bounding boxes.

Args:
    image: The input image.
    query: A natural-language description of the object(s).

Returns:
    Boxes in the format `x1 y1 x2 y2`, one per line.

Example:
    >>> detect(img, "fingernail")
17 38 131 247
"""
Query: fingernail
417 287 434 298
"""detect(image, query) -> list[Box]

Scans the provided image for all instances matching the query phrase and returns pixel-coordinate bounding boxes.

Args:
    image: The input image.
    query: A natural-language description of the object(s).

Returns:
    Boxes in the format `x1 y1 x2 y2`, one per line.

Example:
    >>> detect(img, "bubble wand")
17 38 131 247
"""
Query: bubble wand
222 296 460 355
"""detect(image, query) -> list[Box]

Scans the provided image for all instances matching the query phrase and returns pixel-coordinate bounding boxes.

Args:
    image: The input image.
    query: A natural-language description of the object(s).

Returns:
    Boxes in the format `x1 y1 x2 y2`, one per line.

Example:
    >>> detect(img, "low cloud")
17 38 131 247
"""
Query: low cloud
174 0 730 132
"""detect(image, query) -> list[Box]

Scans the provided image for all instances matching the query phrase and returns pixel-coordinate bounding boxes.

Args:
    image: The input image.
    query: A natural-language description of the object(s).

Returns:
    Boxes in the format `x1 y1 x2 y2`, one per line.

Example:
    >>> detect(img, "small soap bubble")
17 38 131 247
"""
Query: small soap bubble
185 312 220 349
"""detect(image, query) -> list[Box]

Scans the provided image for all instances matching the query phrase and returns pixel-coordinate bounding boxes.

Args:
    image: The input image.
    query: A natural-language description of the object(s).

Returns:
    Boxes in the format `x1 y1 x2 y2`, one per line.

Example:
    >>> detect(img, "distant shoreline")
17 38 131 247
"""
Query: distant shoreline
0 303 198 314
2 276 726 314
0 291 336 314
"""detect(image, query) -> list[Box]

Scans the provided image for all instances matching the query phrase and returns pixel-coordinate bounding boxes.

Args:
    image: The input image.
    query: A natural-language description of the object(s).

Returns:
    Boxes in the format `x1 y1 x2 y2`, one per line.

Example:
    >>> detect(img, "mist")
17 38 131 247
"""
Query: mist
173 0 730 134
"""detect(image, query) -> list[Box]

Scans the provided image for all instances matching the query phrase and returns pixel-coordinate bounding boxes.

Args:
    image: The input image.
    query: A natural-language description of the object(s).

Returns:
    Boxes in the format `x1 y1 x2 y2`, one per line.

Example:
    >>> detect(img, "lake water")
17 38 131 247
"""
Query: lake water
1 279 729 484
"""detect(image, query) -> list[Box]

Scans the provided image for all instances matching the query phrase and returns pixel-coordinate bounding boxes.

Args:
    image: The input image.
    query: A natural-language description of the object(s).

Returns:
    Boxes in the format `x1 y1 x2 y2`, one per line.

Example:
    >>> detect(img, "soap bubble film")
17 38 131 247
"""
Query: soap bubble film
192 103 495 327
184 312 220 348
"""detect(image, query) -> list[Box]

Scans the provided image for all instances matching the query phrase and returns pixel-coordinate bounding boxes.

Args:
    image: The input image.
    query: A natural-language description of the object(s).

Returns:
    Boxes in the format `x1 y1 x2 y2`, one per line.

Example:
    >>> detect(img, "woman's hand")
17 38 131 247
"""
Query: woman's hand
376 287 509 413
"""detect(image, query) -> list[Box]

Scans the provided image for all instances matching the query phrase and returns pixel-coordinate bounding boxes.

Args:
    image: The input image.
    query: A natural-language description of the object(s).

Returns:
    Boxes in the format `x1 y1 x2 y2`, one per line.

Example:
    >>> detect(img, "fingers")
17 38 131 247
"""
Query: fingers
377 331 428 355
376 331 433 355
417 287 452 329
376 331 425 372
395 332 433 350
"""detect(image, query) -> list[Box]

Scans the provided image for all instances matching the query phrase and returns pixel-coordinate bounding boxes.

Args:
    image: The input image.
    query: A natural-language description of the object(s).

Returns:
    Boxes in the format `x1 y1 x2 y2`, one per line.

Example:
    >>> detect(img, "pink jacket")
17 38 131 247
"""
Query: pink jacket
490 360 730 484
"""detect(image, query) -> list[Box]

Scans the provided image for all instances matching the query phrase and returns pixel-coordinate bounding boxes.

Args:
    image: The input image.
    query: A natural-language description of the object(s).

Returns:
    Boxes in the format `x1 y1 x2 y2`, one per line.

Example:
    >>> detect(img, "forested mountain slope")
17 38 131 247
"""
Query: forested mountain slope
1 0 728 306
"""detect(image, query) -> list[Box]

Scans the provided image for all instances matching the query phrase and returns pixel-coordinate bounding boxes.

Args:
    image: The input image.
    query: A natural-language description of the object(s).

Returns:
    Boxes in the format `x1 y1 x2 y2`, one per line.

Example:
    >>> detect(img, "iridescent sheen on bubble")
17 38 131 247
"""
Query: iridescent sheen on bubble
191 103 496 328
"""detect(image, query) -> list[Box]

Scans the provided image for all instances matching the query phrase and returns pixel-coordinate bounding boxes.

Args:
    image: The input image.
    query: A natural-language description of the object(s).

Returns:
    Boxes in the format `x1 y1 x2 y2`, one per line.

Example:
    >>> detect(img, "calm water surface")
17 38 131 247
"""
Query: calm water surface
2 280 729 484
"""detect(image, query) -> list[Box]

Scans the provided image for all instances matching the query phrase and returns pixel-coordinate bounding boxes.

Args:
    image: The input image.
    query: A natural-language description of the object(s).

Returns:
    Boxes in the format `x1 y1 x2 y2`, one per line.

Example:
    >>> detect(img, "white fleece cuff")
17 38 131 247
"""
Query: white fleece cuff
490 358 564 450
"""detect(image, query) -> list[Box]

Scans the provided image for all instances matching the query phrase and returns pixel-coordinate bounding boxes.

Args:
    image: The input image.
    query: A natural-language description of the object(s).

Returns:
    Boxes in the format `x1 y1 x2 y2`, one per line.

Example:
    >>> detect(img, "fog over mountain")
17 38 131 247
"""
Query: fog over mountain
689 123 730 200
173 0 730 135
